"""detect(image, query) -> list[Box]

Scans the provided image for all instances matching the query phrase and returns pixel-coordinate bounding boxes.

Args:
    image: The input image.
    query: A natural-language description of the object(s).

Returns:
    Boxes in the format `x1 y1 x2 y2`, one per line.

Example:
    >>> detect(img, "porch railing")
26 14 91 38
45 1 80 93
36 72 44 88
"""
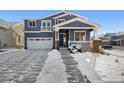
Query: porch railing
68 41 91 52
68 41 91 48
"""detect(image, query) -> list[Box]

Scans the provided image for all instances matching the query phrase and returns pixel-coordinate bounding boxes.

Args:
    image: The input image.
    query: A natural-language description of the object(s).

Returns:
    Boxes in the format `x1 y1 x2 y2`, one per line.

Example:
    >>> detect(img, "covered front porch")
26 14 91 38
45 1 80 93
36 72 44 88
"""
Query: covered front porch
54 28 93 49
53 18 101 49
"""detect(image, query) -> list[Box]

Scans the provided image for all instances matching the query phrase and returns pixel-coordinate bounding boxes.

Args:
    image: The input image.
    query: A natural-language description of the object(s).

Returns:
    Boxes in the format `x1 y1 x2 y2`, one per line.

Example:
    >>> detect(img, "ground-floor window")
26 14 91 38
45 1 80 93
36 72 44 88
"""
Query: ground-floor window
74 31 85 41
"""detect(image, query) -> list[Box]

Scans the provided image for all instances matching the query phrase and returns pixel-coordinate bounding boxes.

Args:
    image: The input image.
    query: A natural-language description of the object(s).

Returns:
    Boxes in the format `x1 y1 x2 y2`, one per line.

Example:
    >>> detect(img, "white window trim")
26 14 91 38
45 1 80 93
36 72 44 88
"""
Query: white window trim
28 20 36 28
53 13 69 19
74 31 86 41
41 20 52 31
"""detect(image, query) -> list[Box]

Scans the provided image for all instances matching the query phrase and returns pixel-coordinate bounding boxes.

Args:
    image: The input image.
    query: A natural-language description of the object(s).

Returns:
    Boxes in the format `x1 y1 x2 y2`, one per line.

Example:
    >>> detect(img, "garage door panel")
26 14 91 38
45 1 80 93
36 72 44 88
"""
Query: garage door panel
27 38 53 49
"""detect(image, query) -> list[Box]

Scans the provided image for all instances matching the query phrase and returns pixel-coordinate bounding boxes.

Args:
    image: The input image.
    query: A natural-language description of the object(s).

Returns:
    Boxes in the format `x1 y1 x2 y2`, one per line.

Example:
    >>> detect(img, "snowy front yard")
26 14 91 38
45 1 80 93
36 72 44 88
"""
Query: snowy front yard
0 49 67 83
36 49 67 83
71 50 124 82
1 48 124 83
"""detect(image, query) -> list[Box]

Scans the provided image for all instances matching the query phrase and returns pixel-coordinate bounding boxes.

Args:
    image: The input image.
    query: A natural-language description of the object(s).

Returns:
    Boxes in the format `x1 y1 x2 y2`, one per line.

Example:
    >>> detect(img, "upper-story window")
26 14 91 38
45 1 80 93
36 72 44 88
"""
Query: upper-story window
28 20 36 27
41 20 51 31
57 19 65 24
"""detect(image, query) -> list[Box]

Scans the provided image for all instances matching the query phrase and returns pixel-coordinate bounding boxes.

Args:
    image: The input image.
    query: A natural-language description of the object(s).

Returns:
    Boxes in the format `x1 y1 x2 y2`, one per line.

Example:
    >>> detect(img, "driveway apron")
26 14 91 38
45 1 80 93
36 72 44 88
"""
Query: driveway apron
0 49 49 83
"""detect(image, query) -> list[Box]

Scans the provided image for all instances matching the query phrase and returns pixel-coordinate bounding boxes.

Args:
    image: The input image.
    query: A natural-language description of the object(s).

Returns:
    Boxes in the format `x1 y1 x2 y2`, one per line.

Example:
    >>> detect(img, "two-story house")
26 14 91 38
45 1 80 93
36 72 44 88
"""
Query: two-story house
24 11 101 49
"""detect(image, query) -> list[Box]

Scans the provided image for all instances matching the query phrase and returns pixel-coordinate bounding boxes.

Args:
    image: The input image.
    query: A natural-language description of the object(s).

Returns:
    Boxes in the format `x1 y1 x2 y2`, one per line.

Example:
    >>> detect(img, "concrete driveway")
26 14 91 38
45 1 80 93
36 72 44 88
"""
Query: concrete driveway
0 49 50 83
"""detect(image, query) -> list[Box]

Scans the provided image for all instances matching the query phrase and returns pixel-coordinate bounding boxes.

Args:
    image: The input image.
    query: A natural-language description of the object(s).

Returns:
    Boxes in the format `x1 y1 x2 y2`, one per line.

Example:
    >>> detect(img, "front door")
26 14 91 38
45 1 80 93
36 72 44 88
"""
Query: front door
59 33 66 47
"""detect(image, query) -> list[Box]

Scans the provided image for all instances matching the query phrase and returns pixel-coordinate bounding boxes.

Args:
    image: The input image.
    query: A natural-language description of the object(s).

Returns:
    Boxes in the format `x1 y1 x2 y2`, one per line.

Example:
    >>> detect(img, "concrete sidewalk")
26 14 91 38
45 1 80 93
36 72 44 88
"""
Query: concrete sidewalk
60 48 90 83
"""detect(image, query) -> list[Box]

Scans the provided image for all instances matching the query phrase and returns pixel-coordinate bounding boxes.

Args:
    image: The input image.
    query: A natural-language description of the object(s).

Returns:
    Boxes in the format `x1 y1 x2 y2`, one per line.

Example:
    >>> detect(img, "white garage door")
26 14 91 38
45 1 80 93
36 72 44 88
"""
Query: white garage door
27 38 53 49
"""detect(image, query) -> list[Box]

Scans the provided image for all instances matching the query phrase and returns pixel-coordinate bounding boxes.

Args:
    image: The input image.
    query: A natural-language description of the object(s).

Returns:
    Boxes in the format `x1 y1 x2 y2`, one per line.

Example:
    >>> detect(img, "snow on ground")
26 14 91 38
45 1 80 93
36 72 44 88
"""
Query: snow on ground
0 48 24 54
95 53 124 82
71 52 103 83
0 49 49 83
36 49 67 83
105 49 124 57
71 50 124 82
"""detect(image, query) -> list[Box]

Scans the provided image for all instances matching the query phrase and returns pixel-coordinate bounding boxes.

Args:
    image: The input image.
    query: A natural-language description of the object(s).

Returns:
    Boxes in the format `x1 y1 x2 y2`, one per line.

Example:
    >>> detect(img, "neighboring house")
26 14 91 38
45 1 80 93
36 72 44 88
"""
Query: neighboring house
115 32 124 46
104 33 117 40
11 22 24 48
104 32 124 46
0 23 16 48
24 11 101 49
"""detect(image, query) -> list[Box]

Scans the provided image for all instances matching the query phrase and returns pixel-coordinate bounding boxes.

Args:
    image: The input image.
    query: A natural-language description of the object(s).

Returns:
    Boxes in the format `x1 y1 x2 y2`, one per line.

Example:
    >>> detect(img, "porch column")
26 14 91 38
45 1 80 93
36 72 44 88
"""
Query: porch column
93 29 97 39
54 28 59 49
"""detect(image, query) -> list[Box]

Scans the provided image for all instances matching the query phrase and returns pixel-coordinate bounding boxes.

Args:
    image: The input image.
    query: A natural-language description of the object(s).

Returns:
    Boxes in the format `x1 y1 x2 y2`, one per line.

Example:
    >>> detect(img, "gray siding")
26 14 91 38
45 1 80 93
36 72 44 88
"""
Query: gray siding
70 30 74 41
24 20 41 31
53 14 77 25
56 14 77 21
41 12 78 29
25 32 54 37
24 12 92 32
61 21 93 27
41 12 66 20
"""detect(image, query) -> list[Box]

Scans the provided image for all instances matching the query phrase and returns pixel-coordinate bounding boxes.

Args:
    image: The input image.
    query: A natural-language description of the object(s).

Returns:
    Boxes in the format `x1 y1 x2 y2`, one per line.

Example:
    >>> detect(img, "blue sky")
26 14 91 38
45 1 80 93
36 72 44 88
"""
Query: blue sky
0 10 124 34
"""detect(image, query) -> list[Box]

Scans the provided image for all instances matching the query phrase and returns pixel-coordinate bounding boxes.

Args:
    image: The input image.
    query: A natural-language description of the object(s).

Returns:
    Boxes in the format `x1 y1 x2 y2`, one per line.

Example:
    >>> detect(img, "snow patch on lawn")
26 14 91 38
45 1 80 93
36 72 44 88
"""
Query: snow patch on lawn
104 49 124 57
71 52 103 83
95 54 124 82
71 51 124 82
36 49 67 83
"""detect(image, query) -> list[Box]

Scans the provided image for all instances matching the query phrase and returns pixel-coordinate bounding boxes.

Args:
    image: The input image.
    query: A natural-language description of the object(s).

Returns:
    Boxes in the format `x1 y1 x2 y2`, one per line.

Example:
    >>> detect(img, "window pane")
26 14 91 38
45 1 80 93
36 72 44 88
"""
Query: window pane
82 32 85 40
42 22 46 26
42 21 51 30
47 22 50 26
75 32 79 41
75 32 85 41
33 21 36 26
29 21 36 27
29 22 32 26
80 32 84 41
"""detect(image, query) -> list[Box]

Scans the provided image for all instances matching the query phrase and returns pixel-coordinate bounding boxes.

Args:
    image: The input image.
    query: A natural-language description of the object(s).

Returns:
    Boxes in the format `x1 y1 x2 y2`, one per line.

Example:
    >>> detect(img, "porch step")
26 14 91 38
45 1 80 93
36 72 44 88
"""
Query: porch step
60 48 70 55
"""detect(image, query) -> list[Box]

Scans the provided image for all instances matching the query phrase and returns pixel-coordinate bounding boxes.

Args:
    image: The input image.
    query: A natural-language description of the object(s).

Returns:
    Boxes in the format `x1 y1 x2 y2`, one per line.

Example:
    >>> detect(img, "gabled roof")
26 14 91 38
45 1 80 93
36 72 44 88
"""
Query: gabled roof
40 11 67 19
53 12 87 20
105 33 116 36
40 11 87 20
53 18 101 30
